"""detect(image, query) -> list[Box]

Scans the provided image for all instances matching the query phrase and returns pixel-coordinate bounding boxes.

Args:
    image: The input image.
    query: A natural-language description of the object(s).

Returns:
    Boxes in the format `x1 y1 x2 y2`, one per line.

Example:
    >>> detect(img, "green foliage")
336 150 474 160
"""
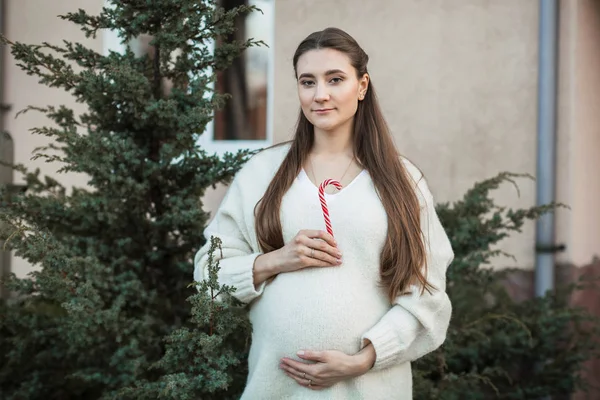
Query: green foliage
0 1 261 398
413 173 600 399
116 237 252 400
0 0 597 398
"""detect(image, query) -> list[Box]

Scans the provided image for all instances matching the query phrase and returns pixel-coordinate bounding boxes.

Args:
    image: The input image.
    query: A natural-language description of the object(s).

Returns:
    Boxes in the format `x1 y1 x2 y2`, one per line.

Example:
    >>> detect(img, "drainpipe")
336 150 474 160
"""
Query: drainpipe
535 0 560 298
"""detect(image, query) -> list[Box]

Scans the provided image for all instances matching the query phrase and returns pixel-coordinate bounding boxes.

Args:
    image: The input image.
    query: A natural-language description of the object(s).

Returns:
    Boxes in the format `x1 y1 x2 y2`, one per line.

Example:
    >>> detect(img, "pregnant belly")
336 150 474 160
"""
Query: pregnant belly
248 266 390 357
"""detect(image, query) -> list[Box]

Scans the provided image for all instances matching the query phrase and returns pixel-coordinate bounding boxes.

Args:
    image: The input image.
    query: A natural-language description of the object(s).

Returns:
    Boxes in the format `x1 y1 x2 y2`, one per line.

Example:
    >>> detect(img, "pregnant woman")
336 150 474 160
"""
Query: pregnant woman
194 27 454 400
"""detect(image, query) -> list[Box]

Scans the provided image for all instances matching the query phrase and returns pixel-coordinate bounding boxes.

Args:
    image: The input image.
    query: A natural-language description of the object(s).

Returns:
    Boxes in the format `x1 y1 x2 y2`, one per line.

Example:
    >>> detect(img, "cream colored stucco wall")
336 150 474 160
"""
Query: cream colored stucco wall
574 0 600 265
274 0 540 269
556 0 600 267
556 0 576 268
5 0 103 278
6 0 599 280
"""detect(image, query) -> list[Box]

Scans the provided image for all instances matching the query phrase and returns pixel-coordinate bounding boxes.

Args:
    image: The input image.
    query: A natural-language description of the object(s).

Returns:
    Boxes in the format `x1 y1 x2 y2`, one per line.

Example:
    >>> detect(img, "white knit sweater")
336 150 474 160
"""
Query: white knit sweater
194 143 454 400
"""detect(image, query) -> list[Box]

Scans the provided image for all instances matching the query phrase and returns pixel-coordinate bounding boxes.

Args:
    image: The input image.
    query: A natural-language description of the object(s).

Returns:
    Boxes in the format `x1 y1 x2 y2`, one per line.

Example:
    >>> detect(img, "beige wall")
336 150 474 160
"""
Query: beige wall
570 0 600 266
5 0 103 278
5 0 599 279
274 0 540 269
556 0 600 267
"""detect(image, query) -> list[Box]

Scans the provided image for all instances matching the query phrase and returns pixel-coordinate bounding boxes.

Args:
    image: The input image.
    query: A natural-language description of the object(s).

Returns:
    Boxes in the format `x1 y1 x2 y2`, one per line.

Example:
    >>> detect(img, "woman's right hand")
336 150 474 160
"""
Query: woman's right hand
252 230 342 287
274 229 342 274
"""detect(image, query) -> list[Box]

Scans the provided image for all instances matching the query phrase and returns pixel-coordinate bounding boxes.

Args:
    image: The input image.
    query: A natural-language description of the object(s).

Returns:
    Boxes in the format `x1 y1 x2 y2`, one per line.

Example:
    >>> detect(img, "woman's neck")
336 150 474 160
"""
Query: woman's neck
312 125 354 157
306 125 362 189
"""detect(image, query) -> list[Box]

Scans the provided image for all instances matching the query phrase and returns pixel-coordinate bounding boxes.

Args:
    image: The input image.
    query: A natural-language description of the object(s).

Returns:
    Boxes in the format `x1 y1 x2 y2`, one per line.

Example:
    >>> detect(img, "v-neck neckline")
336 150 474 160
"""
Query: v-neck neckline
298 168 367 197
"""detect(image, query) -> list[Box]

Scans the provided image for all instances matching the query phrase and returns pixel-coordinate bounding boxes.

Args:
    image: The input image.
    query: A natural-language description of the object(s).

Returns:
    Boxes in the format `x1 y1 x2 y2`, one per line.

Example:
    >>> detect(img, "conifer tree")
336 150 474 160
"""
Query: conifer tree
1 1 597 399
0 1 262 398
413 174 600 399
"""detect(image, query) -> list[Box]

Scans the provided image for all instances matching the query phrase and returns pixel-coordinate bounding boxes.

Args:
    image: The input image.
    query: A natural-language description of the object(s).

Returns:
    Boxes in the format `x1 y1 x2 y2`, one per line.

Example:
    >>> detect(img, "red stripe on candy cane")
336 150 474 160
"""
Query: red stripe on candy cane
318 179 343 237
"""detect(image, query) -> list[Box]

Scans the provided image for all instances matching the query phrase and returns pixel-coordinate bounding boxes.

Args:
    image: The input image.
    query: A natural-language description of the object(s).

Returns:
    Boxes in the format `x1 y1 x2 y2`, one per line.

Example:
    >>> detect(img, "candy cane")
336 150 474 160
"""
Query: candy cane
318 179 343 236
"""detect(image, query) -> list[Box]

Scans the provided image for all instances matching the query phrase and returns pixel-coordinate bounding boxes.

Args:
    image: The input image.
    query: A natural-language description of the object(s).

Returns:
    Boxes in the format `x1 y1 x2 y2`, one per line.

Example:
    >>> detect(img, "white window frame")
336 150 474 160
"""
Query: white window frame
102 0 274 157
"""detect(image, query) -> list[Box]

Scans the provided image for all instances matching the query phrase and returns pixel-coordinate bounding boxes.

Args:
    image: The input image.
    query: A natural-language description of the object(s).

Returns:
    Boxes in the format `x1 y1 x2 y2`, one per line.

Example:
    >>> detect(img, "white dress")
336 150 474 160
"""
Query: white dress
194 144 454 400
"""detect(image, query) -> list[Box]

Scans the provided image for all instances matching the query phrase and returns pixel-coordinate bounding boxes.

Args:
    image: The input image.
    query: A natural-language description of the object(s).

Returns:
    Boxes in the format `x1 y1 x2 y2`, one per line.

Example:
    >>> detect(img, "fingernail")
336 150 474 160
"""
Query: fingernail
297 350 305 356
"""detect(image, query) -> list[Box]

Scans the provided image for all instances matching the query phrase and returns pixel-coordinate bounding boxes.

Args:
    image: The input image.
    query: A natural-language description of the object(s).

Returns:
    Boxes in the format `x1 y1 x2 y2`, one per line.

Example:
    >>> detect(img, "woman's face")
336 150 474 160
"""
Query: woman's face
295 49 369 134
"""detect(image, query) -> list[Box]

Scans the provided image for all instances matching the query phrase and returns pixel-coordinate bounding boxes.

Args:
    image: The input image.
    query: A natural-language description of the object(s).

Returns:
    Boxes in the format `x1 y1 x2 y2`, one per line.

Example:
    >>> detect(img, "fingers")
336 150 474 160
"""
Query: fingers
280 362 313 381
308 237 342 259
308 246 342 267
297 350 325 362
296 231 342 265
301 230 337 248
281 369 326 390
279 361 327 390
281 357 314 373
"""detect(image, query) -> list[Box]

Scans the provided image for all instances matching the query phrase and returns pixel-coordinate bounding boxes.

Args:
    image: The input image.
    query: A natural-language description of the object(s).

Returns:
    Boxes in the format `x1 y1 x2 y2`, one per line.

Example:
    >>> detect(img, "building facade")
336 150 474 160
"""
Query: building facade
2 0 599 294
1 0 599 397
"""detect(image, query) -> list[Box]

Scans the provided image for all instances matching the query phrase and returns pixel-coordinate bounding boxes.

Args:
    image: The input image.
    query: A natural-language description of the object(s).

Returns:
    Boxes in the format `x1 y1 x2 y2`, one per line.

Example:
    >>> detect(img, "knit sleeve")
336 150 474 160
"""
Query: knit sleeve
360 168 454 371
193 175 266 305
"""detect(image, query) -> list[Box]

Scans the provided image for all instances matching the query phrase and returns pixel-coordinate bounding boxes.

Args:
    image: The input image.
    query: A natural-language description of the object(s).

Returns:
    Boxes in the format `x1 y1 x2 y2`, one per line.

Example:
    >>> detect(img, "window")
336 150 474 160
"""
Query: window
0 132 14 300
103 0 274 157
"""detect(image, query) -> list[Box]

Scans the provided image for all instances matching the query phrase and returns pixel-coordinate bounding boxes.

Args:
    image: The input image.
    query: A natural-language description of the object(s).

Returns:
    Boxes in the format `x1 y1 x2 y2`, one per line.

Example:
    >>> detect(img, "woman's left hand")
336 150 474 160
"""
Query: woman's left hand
279 349 372 390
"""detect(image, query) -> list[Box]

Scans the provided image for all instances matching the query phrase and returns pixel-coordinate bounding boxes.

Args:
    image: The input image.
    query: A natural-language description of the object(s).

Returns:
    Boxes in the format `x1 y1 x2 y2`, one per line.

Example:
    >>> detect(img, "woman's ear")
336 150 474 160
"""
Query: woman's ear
358 73 370 100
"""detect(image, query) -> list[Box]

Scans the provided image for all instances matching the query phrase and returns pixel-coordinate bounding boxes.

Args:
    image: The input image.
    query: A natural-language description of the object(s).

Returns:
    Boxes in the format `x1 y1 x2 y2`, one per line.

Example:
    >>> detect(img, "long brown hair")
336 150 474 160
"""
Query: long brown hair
254 27 433 302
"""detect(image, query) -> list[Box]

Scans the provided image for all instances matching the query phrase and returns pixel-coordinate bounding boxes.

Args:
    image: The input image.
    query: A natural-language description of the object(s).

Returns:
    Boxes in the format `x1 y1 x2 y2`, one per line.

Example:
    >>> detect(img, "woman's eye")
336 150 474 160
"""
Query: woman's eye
330 77 343 84
300 80 314 87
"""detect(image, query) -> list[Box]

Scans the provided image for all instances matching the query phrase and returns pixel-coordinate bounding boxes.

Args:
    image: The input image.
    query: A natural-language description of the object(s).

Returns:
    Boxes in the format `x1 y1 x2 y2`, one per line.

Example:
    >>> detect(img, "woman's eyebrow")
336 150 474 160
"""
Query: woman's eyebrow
324 69 347 76
298 69 348 80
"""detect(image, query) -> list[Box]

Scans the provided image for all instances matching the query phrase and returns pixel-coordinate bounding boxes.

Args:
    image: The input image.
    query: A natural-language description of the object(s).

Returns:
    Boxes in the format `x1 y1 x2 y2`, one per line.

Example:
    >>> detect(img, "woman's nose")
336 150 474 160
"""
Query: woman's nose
314 83 330 102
